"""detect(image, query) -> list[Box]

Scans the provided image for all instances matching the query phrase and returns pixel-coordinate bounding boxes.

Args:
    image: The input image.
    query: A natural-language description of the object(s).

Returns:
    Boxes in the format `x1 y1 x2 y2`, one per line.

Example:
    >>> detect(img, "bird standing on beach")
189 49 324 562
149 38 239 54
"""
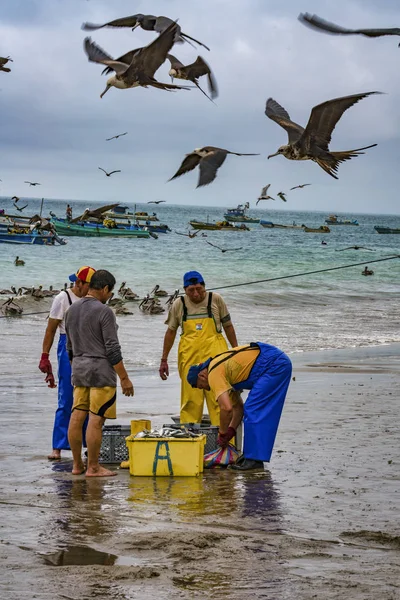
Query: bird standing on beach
257 184 275 204
169 146 259 188
84 22 192 97
0 56 12 73
25 181 41 186
277 192 287 202
265 92 381 179
206 241 242 253
106 132 128 141
82 14 210 51
98 167 121 177
167 54 217 101
298 13 400 46
290 183 311 190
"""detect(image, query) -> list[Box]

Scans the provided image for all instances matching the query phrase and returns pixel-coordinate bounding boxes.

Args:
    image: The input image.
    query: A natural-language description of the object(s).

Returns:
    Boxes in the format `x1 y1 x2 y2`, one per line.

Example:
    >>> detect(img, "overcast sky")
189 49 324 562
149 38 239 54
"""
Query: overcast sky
1 0 399 214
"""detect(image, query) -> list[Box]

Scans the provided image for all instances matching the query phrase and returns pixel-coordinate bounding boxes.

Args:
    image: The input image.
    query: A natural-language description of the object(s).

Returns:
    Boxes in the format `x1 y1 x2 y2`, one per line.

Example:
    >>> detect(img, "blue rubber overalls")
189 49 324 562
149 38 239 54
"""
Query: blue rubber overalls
231 342 292 462
52 291 87 450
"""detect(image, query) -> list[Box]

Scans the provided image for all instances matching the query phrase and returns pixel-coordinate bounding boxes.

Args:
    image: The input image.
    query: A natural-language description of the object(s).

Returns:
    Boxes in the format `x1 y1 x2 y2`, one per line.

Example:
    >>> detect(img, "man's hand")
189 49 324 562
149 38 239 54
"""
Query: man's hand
39 353 52 374
45 372 57 389
159 359 169 381
120 376 134 396
217 426 236 448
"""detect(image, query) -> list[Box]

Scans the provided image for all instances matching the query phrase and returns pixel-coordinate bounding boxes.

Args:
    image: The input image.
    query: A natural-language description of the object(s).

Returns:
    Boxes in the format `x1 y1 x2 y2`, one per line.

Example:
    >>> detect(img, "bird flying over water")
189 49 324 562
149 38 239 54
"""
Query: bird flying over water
0 56 12 73
169 146 259 188
277 192 287 202
206 241 242 253
82 14 210 51
147 200 166 204
84 22 191 97
175 230 200 238
98 167 121 177
167 54 217 101
106 132 128 141
298 13 400 46
256 184 275 204
265 92 381 179
290 183 311 190
13 203 28 212
25 181 41 186
336 246 375 251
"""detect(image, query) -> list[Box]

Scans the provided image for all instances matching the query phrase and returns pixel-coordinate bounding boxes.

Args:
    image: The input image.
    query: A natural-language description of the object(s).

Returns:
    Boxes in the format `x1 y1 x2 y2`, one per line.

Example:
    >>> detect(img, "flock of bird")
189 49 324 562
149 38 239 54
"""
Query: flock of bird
1 10 397 197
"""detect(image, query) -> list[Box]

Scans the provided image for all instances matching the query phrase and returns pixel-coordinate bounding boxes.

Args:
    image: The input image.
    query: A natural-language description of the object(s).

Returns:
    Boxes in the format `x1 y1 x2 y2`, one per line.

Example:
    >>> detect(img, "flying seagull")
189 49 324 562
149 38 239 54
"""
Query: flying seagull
290 183 311 190
84 22 191 97
265 92 381 179
256 184 275 204
106 132 128 141
169 146 259 188
175 229 200 238
25 181 41 186
147 200 166 204
167 54 217 101
0 56 12 73
298 13 400 46
14 202 28 212
336 245 375 251
82 14 210 51
206 241 243 253
277 192 287 202
98 167 121 177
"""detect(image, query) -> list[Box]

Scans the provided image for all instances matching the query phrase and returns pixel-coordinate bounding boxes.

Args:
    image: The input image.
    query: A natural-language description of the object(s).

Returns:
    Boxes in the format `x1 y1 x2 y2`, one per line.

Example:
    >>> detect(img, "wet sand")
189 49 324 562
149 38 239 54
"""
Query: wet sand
0 343 399 599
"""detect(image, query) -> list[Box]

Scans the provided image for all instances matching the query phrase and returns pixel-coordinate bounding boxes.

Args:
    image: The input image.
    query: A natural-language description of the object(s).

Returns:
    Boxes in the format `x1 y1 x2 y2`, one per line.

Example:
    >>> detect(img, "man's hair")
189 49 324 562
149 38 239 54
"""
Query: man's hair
89 269 116 291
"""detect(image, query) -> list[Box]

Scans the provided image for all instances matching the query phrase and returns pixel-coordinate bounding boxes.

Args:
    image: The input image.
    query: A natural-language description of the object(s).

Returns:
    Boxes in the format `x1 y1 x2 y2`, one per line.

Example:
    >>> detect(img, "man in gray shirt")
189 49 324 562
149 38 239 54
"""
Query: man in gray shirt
65 270 134 477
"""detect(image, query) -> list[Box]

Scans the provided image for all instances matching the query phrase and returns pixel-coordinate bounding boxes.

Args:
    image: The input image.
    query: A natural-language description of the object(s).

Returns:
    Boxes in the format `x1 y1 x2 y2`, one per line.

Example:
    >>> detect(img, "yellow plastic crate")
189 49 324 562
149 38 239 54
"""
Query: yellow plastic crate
126 434 206 477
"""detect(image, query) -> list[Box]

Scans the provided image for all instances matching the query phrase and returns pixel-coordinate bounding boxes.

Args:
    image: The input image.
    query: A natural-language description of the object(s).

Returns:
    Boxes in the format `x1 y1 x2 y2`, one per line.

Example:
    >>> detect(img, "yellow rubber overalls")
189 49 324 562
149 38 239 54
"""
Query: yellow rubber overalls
178 292 228 425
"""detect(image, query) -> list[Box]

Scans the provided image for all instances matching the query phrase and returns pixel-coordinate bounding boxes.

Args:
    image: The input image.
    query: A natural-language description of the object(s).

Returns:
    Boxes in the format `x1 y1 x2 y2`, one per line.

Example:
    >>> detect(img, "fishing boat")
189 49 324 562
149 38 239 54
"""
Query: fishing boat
325 214 359 226
303 225 330 233
374 226 400 234
0 227 65 245
223 202 260 223
260 220 304 229
190 220 250 231
51 217 150 238
104 208 159 222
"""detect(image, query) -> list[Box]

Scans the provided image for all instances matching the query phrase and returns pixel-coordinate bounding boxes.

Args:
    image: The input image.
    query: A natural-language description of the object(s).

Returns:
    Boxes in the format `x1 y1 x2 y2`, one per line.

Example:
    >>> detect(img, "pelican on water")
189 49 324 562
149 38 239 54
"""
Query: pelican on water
266 92 381 179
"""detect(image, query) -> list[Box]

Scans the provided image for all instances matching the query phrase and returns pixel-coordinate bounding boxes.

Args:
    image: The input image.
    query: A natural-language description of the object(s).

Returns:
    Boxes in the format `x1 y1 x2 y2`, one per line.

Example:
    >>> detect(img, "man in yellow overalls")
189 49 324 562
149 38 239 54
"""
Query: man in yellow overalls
159 271 238 425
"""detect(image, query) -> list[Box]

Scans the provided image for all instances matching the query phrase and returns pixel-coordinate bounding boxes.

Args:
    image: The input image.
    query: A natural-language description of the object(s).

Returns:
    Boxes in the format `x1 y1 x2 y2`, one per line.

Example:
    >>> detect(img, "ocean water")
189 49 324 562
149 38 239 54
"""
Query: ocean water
0 196 399 368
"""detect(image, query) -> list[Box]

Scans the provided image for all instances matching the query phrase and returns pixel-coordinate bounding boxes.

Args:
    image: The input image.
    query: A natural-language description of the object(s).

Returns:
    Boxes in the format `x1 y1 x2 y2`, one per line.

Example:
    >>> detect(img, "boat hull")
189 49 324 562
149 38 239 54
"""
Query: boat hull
190 220 249 231
374 226 400 234
52 219 150 237
0 233 57 245
303 226 330 233
260 220 304 229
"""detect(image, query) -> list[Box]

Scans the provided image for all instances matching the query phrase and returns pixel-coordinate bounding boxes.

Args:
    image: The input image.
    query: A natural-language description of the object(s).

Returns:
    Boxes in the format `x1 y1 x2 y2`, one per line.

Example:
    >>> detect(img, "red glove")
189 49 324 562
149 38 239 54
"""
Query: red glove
45 372 57 389
217 426 236 448
39 353 52 374
159 359 169 380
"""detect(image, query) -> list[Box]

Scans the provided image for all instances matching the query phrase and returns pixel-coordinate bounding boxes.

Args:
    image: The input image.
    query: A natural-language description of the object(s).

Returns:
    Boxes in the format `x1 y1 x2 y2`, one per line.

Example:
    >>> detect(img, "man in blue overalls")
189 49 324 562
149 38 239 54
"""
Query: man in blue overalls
187 342 292 470
39 266 95 459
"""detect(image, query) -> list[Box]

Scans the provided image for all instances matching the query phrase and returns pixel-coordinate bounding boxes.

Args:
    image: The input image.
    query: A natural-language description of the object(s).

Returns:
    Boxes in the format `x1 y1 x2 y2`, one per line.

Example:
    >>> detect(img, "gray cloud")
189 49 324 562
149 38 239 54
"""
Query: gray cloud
0 0 399 214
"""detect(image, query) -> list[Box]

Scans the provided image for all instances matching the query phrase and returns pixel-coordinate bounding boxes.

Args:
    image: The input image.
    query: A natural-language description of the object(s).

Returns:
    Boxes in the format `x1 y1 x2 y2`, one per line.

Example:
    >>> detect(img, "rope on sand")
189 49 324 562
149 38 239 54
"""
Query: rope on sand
1 255 399 319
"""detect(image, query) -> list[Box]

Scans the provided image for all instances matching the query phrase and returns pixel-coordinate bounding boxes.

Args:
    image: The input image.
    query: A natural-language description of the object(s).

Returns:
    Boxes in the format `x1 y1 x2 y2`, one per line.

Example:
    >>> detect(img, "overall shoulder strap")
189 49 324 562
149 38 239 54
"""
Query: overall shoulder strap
208 345 254 374
180 296 187 321
63 289 72 305
207 291 213 318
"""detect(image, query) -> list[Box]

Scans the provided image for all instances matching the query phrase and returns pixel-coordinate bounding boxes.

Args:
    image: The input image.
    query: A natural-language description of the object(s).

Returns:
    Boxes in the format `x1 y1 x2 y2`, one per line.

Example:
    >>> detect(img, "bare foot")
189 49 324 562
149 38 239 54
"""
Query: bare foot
85 466 117 478
72 461 86 475
48 450 61 460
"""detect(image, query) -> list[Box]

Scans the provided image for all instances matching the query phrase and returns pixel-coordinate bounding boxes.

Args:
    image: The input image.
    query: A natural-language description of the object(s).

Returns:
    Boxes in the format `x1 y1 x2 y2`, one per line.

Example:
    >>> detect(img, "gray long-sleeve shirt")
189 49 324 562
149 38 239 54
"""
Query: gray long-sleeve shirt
65 296 122 387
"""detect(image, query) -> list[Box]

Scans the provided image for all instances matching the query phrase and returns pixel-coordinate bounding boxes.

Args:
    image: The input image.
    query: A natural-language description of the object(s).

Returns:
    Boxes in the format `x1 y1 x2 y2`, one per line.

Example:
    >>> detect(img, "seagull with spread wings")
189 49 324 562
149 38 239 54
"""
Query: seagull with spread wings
175 230 200 238
98 167 121 177
82 14 210 51
167 54 217 102
0 56 12 73
206 241 242 253
84 22 191 98
277 192 287 202
265 92 381 179
25 181 41 186
147 200 166 204
14 202 28 212
336 246 375 251
256 184 275 204
298 13 400 46
106 132 128 141
169 146 259 188
290 183 311 190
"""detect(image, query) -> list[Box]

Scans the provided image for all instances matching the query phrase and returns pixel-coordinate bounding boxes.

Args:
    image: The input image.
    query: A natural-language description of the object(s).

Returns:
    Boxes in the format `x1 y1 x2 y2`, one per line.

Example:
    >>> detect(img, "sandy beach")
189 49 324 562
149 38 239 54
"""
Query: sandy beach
0 339 399 599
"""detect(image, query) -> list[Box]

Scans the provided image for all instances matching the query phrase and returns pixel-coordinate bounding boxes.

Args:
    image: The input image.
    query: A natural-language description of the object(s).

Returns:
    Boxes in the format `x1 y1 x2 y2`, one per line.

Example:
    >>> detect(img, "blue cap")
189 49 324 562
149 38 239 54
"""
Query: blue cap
183 270 204 288
187 358 212 388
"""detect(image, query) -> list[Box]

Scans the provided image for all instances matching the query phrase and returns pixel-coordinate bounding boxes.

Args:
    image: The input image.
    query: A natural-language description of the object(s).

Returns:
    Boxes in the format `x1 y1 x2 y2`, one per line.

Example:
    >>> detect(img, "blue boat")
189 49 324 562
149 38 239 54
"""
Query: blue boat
0 228 65 245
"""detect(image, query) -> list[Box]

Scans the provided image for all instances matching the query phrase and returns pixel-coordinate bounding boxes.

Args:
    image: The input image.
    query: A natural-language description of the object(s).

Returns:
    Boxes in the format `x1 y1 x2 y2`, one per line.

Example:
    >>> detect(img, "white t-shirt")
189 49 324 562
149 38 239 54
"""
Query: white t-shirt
49 289 79 334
